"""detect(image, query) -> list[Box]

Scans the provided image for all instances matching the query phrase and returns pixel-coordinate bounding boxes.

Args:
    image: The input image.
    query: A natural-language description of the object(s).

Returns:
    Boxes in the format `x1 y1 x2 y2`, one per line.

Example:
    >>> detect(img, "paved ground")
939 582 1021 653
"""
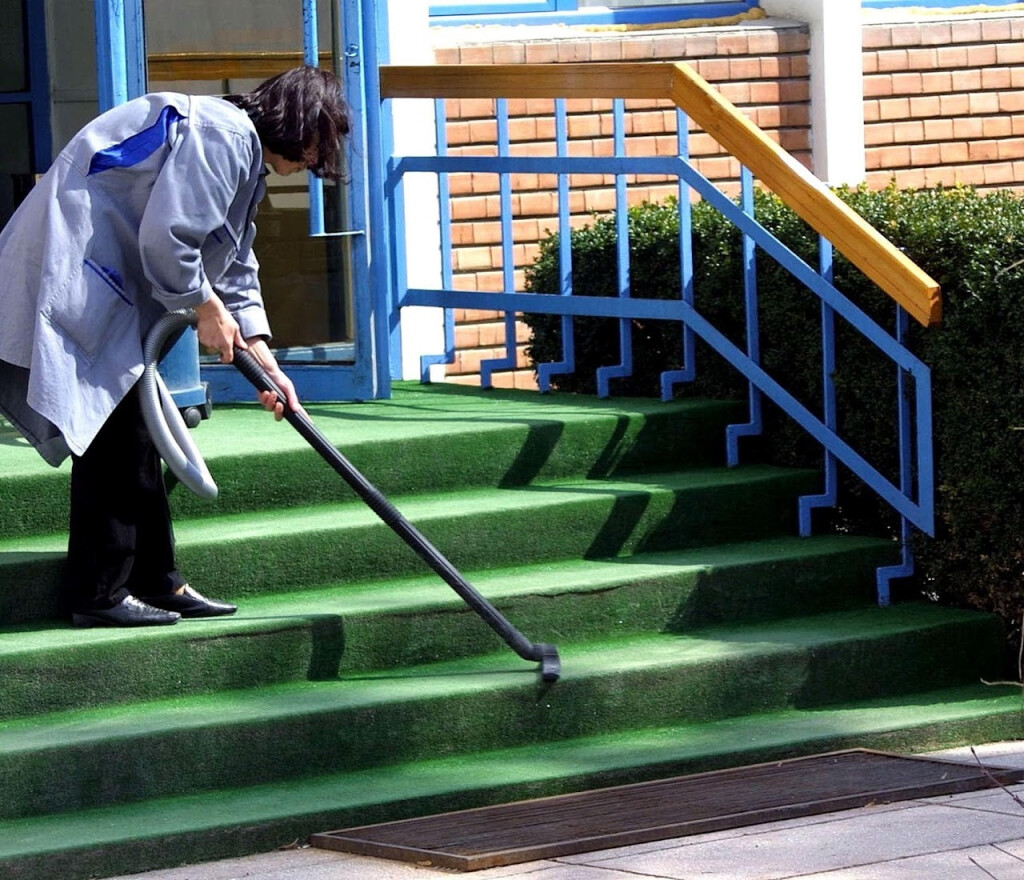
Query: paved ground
107 741 1024 880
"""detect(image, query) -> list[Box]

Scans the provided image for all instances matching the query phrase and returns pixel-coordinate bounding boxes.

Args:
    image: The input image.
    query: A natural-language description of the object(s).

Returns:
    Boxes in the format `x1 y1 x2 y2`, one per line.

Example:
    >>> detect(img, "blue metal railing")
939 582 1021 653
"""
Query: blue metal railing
381 74 935 603
428 1 760 28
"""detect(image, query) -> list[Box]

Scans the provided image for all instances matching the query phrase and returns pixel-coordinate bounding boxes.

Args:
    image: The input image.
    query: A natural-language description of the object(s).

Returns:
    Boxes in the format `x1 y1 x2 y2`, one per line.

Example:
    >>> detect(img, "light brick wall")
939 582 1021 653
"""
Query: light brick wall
432 24 812 388
432 12 1024 389
863 16 1024 191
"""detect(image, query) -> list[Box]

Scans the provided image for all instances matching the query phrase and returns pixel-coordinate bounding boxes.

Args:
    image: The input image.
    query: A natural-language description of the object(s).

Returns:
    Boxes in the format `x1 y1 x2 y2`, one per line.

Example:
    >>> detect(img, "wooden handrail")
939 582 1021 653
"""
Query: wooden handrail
380 62 942 327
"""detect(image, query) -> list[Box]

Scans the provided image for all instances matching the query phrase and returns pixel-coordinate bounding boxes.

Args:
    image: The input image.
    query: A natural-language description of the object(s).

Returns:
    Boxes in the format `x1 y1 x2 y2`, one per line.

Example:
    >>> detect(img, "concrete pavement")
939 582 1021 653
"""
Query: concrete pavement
107 741 1024 880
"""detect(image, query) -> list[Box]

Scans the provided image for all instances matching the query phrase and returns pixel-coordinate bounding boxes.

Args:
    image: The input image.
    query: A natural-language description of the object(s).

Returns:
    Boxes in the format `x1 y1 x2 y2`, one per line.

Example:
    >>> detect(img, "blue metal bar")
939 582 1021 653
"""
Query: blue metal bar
661 107 695 400
303 0 327 237
122 0 146 100
405 288 688 319
876 306 917 605
431 0 572 15
397 155 724 174
335 0 377 398
25 0 52 170
480 99 519 387
597 99 633 398
726 166 763 466
419 98 457 381
94 0 128 111
387 81 936 553
537 98 576 392
799 237 839 536
365 0 394 396
429 2 759 28
403 283 934 536
915 358 935 535
388 153 411 372
398 154 925 371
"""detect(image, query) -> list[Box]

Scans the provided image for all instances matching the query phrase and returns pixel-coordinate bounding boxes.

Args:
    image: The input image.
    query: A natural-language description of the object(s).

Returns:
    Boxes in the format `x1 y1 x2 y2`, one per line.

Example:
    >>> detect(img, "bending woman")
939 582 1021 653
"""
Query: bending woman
0 65 351 626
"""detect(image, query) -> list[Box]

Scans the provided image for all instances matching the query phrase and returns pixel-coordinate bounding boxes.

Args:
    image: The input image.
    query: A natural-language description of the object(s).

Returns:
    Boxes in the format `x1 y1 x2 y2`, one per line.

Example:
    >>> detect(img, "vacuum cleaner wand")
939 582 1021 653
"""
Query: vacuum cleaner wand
232 347 560 683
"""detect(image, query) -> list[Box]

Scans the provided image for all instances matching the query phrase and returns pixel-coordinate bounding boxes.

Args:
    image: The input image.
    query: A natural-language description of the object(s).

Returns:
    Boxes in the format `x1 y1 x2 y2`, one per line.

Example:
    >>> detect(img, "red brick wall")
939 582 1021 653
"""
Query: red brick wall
863 15 1024 192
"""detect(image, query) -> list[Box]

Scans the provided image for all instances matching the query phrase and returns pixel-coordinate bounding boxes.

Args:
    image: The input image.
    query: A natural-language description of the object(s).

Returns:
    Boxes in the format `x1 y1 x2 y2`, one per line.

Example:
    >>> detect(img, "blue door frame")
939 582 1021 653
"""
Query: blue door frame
2 0 53 176
93 0 387 403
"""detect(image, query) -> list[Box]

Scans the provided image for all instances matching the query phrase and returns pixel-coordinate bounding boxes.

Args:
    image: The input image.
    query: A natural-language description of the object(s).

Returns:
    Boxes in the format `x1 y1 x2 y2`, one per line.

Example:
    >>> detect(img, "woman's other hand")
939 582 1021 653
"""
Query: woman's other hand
245 337 304 421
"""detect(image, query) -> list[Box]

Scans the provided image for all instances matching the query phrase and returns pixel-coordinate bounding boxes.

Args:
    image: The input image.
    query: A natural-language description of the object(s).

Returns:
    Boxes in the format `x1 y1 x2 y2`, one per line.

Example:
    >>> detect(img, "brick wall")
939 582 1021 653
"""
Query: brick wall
429 12 1024 390
431 24 811 388
863 15 1024 192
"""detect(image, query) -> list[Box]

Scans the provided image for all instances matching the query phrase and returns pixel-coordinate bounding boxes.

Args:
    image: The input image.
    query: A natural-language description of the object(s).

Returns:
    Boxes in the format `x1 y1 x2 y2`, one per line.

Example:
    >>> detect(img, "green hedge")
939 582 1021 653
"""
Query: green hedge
523 184 1024 634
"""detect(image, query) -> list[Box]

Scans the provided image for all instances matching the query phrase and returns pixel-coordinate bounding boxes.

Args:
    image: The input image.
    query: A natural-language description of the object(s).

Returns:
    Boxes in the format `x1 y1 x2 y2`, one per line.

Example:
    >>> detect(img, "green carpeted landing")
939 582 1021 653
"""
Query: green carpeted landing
0 383 1020 880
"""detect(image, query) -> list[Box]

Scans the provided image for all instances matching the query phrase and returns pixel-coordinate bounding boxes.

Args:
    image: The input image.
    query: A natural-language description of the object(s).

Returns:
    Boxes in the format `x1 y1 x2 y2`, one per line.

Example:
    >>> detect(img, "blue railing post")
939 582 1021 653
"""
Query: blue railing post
387 72 937 577
597 99 634 397
799 237 839 536
480 99 519 387
726 166 763 465
876 305 917 606
661 107 696 400
537 99 577 392
419 98 456 381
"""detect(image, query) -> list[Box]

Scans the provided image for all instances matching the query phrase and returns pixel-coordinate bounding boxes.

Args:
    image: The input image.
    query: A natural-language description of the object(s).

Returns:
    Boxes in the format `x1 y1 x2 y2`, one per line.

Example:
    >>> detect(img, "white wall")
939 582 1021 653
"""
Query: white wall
761 0 866 185
386 0 446 382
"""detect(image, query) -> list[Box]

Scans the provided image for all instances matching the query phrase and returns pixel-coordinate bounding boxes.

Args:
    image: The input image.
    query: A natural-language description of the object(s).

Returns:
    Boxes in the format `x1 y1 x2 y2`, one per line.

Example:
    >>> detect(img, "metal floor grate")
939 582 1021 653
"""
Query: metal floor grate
310 749 1024 871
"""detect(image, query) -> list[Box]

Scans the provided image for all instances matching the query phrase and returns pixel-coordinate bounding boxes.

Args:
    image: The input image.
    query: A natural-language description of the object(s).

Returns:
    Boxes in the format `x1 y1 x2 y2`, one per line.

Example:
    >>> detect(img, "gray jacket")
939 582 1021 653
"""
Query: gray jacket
0 92 272 465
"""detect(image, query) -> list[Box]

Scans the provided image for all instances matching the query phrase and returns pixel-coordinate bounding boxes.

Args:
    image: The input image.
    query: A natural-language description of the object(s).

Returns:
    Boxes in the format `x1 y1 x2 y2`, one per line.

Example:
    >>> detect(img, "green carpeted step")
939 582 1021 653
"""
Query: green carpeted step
1 466 818 624
0 390 743 537
0 681 1019 880
0 603 1004 820
0 535 894 720
0 383 1013 880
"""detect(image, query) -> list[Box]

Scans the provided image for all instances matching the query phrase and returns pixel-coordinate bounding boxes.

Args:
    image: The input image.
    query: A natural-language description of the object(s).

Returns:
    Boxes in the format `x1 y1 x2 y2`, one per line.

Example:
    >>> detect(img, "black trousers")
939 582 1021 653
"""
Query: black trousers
65 383 185 611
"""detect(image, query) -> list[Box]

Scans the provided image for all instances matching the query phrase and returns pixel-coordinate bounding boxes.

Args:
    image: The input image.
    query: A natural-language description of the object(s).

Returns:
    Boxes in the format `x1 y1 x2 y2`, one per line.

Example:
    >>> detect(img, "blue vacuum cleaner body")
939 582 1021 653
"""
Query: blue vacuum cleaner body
157 326 211 427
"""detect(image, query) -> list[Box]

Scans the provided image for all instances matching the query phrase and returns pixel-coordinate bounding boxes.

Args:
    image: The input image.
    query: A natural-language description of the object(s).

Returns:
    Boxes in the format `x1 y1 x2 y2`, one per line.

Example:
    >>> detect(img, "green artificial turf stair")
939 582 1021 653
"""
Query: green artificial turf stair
0 384 1019 879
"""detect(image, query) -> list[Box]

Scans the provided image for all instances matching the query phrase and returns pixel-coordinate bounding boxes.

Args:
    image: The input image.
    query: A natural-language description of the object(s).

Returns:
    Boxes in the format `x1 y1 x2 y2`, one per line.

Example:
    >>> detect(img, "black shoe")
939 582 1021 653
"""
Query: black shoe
72 595 181 627
139 585 237 618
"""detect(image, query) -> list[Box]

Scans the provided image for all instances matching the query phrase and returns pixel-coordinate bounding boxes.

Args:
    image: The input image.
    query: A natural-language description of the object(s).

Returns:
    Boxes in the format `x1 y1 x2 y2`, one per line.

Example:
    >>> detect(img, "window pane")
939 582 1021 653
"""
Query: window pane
0 102 32 228
0 172 32 229
0 0 28 92
0 103 32 174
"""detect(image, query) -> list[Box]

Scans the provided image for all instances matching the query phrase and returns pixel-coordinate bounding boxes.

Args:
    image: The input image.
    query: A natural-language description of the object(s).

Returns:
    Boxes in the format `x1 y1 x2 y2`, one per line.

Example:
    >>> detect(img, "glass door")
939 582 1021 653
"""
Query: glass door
141 0 375 401
0 0 48 229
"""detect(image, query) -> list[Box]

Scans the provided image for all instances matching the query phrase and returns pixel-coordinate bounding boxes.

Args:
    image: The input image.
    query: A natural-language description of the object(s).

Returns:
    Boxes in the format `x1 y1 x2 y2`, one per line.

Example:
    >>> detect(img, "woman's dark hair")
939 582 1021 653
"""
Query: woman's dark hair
226 65 351 181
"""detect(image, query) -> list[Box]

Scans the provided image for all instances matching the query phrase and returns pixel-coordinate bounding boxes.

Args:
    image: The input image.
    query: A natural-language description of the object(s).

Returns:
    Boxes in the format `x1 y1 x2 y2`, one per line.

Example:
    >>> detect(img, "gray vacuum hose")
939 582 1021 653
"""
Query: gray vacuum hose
140 309 218 500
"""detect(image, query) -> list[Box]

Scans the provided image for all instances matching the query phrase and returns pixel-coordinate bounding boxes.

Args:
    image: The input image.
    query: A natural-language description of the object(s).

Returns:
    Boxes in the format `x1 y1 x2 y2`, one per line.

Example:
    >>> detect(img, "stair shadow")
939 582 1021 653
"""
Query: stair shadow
292 405 576 489
306 403 674 487
183 613 348 681
494 471 788 562
498 420 565 487
0 551 67 625
306 614 346 680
